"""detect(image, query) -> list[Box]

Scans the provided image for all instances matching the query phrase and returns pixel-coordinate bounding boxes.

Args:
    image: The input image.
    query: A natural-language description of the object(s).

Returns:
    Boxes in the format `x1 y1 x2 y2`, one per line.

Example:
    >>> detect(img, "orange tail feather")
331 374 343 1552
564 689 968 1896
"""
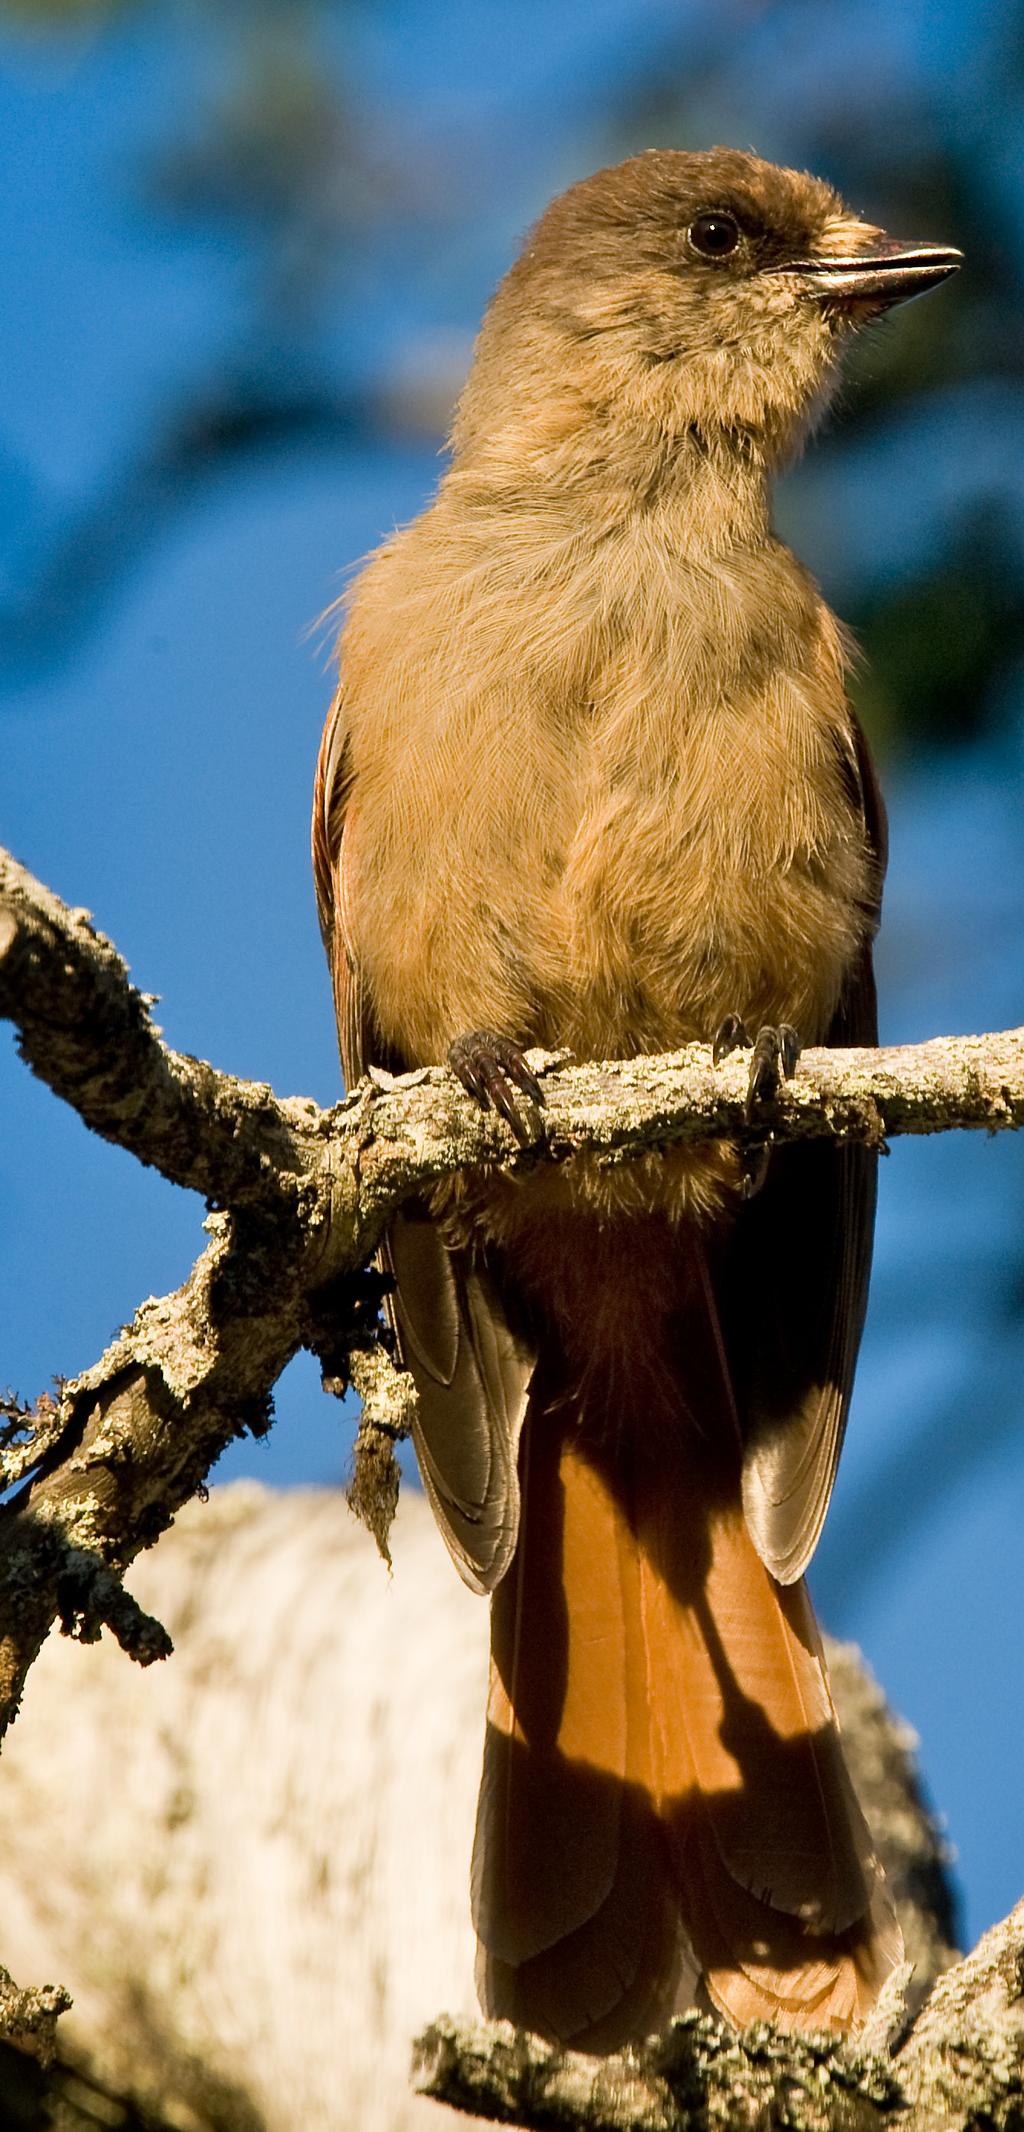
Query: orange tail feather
471 1254 900 2047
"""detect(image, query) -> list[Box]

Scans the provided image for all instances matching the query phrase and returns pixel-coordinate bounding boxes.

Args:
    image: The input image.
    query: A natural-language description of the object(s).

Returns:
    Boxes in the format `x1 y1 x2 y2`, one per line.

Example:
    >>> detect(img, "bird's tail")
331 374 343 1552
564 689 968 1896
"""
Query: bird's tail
470 1238 901 2049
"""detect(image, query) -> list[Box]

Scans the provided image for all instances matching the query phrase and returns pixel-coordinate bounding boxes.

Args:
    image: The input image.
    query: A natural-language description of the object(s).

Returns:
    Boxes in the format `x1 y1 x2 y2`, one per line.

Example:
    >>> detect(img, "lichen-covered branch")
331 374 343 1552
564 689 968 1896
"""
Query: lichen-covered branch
413 2010 898 2131
4 840 1024 1752
898 1899 1024 2129
0 847 325 1208
410 1669 1010 2130
345 1342 419 1567
4 846 1024 1226
0 1965 71 2069
0 1207 315 1741
413 1905 1024 2130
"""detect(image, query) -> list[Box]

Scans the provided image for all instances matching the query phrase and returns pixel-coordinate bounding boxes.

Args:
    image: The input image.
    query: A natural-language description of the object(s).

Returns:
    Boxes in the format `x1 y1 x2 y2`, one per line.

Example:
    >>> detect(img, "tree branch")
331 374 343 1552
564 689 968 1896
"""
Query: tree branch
413 1903 1024 2130
4 843 1024 1218
0 1967 71 2069
4 837 1024 1746
0 847 324 1206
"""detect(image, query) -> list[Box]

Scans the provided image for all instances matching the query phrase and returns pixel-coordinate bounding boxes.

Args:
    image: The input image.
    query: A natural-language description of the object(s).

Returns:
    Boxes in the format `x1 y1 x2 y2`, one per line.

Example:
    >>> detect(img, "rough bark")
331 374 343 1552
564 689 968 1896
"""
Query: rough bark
0 1968 70 2066
413 1910 1024 2132
414 1906 1024 2130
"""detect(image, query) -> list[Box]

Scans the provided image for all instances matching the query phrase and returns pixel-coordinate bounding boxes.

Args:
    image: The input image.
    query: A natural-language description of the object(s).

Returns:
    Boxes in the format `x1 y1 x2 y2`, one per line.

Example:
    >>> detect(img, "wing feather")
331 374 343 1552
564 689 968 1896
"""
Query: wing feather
313 693 534 1594
727 711 887 1584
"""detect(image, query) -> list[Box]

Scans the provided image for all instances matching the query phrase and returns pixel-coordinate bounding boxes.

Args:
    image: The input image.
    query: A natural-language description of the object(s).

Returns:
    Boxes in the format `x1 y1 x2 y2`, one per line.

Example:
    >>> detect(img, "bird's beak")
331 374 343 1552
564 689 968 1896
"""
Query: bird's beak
786 238 963 312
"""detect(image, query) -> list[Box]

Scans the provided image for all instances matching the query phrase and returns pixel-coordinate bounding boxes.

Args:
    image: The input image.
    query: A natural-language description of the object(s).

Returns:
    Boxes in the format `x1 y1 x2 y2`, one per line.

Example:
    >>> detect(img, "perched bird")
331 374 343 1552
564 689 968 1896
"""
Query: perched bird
312 149 960 2047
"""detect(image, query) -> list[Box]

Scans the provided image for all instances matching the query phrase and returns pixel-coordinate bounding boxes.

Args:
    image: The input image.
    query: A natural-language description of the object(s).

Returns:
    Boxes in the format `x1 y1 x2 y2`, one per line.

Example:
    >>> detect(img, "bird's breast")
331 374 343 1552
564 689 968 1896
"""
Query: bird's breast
552 683 872 1056
348 684 870 1071
342 525 872 1068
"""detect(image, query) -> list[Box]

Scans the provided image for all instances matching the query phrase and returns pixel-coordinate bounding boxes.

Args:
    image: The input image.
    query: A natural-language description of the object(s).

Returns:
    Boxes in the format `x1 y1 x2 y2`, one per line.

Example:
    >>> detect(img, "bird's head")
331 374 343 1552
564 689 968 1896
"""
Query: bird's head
453 148 960 481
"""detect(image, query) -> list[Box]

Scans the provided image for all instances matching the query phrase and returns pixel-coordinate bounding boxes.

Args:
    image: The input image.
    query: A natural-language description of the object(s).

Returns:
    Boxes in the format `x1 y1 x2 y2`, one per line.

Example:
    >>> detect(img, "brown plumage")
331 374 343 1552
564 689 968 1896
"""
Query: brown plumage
312 149 959 2043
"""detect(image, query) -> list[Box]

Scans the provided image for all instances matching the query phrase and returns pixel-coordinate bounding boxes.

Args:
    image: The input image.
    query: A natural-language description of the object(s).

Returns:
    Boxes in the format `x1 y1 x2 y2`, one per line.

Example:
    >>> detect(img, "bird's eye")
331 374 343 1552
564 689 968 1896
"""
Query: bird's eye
688 211 742 260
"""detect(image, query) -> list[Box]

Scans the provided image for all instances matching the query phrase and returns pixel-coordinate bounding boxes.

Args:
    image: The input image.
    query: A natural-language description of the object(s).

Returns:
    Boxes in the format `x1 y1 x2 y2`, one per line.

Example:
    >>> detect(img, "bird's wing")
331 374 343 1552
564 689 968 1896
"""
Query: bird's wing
313 692 534 1596
723 713 888 1586
312 688 374 1081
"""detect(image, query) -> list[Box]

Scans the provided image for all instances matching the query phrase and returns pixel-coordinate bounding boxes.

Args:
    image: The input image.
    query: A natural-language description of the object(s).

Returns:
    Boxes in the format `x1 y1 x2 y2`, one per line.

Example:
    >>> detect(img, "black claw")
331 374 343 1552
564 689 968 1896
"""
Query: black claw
778 1023 802 1080
454 1055 487 1106
491 1076 532 1145
501 1048 546 1110
713 1013 753 1066
747 1039 780 1114
744 1023 803 1121
740 1141 773 1201
448 1030 543 1147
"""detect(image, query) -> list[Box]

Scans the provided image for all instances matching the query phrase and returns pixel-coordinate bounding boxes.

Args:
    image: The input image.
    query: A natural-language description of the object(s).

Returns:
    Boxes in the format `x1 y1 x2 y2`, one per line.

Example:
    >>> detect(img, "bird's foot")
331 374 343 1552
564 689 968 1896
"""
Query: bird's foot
713 1016 802 1200
712 1012 753 1066
745 1022 801 1117
448 1030 545 1147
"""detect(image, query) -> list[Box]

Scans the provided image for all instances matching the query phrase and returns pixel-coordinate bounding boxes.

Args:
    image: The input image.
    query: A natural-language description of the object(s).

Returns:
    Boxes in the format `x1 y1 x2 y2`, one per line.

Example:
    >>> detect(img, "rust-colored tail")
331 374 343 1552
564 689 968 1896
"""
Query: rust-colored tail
471 1258 900 2048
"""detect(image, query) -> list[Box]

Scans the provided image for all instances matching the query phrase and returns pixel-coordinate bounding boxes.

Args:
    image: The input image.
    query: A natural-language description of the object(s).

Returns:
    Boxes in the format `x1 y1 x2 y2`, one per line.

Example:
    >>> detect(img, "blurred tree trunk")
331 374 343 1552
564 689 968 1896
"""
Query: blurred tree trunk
0 1486 959 2132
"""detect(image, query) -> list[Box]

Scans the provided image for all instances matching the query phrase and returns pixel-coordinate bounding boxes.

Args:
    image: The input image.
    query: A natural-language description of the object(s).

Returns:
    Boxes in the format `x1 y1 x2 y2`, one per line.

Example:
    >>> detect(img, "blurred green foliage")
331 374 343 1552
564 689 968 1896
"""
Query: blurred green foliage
852 509 1024 753
0 0 128 23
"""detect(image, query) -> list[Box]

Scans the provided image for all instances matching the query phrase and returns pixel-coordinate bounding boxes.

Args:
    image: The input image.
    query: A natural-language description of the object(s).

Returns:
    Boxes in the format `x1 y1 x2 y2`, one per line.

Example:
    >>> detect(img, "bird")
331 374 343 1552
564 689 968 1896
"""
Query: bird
312 147 960 2048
